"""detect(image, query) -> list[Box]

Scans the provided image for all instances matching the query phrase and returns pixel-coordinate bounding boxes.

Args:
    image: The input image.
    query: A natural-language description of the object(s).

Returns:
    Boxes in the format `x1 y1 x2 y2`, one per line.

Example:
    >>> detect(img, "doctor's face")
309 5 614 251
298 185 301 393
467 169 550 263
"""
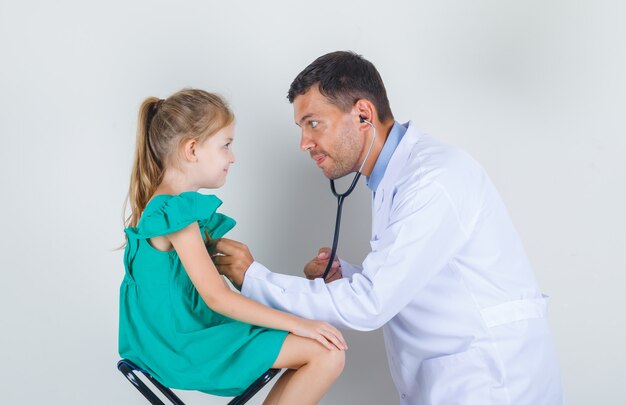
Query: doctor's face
293 86 364 180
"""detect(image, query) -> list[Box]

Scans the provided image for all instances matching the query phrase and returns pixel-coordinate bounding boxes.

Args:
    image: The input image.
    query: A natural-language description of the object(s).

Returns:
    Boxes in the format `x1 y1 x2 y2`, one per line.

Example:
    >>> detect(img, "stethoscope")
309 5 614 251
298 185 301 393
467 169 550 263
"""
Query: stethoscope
322 115 377 279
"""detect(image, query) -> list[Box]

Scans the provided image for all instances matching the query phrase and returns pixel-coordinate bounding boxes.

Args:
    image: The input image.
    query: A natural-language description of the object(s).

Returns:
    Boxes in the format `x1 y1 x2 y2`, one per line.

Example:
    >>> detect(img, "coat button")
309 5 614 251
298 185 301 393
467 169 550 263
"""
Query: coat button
401 393 407 399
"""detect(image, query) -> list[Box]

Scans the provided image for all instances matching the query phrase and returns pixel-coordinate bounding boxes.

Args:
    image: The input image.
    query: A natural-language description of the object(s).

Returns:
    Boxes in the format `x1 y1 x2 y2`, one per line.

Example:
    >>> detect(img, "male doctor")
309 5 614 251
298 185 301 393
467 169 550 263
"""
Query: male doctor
213 51 564 404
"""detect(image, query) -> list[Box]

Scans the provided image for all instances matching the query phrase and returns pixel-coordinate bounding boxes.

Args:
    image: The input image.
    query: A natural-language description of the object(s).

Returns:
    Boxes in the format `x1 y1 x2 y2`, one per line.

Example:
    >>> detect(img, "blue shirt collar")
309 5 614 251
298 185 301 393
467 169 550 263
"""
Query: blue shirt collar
366 121 407 192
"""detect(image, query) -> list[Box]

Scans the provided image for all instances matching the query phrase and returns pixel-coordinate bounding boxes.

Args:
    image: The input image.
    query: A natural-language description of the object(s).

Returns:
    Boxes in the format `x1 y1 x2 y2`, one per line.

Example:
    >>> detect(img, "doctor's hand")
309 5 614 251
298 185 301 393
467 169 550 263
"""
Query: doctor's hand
303 247 342 283
208 238 253 290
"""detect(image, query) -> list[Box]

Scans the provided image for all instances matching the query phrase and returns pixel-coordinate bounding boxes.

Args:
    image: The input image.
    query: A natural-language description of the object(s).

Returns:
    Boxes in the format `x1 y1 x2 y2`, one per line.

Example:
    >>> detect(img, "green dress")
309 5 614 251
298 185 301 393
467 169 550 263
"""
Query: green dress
119 191 288 396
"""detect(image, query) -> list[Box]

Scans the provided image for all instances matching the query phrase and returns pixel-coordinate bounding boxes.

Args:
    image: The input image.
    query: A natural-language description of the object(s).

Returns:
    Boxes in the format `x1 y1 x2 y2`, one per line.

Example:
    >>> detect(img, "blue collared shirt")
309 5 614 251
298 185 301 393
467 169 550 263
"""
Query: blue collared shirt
366 121 407 192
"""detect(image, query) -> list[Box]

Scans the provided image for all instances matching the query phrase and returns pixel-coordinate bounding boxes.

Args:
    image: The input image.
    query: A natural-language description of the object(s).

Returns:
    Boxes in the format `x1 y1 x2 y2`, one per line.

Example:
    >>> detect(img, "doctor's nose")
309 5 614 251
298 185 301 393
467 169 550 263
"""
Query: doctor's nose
300 132 315 152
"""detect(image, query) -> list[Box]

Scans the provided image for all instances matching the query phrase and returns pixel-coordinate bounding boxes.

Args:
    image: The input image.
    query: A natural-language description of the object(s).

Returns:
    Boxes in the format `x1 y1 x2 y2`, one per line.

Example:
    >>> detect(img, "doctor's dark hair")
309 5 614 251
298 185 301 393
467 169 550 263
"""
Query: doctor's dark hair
125 89 234 228
287 51 393 123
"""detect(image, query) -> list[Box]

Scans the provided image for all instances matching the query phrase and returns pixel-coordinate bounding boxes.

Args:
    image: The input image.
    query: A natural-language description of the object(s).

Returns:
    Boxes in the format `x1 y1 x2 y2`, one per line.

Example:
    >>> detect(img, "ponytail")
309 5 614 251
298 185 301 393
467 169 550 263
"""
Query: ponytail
125 97 164 228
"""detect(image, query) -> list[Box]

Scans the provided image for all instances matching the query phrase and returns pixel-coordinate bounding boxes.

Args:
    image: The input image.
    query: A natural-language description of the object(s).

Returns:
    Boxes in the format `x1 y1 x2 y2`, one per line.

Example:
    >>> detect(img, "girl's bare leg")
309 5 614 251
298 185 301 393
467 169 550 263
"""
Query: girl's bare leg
263 334 345 405
262 369 295 405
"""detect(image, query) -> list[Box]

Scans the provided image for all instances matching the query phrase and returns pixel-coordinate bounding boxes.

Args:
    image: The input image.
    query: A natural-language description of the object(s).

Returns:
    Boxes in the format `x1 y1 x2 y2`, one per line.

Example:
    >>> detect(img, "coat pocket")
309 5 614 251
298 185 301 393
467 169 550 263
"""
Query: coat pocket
416 348 502 405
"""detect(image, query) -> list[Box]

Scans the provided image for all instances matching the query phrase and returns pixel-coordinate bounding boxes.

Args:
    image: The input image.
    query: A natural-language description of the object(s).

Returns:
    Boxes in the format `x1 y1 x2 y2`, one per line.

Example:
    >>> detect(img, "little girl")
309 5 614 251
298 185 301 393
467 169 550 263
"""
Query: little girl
119 88 347 404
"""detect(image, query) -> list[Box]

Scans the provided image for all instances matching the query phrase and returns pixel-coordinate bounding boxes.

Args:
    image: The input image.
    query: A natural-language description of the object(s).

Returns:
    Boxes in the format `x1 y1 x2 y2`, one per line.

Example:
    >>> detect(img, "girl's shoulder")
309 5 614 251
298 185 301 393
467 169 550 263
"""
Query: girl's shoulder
125 192 235 239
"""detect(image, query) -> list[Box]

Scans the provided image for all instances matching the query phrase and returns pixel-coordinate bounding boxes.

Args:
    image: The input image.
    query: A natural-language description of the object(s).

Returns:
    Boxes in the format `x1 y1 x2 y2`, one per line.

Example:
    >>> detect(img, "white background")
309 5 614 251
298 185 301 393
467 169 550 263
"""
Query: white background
1 0 624 403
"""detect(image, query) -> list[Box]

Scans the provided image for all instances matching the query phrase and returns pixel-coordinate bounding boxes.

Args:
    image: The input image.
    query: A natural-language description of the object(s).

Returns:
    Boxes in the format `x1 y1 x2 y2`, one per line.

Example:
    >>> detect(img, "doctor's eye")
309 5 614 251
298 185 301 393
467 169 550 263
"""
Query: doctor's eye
309 120 319 129
223 142 232 149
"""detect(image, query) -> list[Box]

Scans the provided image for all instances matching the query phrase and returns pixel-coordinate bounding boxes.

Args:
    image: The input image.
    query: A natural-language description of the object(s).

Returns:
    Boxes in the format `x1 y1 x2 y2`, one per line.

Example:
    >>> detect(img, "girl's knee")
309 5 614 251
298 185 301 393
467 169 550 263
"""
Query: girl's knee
276 334 346 377
313 348 345 377
329 349 346 374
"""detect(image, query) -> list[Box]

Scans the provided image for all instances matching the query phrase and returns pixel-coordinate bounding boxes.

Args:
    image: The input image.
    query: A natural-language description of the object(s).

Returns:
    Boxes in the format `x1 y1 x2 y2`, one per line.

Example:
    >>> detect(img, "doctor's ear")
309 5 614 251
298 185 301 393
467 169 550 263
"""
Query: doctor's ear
354 99 376 128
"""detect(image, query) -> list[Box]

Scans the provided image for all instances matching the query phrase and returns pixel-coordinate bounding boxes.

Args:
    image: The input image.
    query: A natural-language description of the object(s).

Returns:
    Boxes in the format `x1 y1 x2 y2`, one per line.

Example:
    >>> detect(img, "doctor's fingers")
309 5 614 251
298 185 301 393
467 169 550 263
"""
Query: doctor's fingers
212 254 251 269
304 261 325 279
205 238 219 256
314 248 340 265
325 267 342 283
304 259 340 280
314 257 340 268
319 265 341 282
313 251 340 268
316 247 332 258
213 238 251 257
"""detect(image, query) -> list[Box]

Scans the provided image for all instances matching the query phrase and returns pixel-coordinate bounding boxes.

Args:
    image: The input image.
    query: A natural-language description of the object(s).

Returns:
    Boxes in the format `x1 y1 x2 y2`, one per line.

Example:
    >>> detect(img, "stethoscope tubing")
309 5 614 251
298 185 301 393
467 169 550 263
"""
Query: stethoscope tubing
322 172 362 279
322 121 376 280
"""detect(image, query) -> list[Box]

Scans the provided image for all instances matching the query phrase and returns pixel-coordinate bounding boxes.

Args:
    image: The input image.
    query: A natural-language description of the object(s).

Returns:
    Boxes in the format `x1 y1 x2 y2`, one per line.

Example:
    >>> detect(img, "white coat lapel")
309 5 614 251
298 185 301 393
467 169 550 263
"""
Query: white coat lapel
371 121 421 239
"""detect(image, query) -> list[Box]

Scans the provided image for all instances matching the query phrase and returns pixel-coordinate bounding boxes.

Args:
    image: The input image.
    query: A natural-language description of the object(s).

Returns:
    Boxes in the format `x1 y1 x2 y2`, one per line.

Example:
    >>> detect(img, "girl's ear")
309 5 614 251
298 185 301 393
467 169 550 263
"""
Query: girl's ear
182 139 197 162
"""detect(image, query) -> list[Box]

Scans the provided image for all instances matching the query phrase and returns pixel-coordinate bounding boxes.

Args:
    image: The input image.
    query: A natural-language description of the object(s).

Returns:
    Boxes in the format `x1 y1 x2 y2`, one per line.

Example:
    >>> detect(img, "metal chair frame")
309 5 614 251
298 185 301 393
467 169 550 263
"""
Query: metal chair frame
117 359 281 405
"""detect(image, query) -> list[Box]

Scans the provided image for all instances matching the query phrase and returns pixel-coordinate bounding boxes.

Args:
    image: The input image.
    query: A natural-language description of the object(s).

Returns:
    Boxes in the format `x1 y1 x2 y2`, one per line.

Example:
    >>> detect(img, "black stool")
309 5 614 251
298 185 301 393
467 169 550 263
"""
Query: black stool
117 359 281 404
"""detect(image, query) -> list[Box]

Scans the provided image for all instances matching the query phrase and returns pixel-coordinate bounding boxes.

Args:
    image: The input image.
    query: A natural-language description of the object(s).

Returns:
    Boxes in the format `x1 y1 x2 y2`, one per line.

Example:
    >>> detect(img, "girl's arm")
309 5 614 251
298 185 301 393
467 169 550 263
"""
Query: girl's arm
168 222 347 351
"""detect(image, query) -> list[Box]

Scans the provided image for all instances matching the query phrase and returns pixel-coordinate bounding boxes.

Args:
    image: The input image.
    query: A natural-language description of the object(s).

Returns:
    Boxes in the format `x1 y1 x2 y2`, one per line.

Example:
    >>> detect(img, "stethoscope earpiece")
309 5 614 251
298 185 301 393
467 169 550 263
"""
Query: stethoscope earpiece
359 115 375 130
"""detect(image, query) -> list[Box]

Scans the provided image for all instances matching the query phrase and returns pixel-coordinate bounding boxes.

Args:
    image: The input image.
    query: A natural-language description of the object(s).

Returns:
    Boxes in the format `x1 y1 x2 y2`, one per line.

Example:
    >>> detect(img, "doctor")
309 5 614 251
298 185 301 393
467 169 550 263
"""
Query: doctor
213 51 564 404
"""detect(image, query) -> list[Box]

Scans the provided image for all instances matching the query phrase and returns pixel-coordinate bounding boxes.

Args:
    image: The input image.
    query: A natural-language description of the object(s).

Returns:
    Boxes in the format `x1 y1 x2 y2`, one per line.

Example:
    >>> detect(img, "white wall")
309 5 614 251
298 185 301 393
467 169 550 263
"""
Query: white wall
1 0 624 403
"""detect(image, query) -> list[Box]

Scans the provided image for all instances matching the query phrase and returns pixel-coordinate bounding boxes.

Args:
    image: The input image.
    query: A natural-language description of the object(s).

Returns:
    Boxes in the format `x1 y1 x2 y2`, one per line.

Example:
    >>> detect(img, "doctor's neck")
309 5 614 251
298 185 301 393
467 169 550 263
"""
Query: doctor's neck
358 119 394 177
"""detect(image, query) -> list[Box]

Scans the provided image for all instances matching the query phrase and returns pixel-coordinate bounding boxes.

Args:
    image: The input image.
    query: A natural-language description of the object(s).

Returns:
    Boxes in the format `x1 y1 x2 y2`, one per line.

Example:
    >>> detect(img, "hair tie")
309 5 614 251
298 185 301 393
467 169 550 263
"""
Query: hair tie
153 99 164 112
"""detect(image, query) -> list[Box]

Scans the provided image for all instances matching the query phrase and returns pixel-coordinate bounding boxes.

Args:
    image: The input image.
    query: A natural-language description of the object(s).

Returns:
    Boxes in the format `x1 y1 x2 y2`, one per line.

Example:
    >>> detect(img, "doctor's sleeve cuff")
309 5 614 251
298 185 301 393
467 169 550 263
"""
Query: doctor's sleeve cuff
241 261 321 312
241 261 271 300
338 259 362 279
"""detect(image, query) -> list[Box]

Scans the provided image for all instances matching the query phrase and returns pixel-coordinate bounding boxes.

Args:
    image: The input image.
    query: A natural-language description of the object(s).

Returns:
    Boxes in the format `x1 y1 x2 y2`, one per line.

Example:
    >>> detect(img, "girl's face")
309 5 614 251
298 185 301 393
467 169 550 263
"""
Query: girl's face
194 123 235 188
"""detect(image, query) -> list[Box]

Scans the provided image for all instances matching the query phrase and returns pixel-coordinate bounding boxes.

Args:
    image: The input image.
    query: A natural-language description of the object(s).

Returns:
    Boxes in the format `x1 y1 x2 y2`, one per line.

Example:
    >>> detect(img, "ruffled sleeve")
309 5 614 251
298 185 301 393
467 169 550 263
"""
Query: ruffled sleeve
125 192 236 239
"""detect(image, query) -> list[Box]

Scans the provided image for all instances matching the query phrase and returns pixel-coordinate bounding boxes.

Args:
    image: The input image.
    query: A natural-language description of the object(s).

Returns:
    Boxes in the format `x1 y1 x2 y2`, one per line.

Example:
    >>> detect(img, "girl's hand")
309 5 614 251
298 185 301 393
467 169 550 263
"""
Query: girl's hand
291 319 348 351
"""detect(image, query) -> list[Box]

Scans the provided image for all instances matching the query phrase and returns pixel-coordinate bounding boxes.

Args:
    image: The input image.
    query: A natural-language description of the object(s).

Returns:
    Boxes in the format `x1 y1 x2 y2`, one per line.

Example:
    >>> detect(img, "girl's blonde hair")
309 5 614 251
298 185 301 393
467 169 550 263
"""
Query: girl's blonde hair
125 88 234 228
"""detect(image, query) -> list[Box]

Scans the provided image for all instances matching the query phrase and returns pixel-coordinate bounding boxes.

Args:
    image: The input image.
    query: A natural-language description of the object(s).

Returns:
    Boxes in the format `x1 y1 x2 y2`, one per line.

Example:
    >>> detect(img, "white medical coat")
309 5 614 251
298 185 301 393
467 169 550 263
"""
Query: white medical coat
242 122 564 404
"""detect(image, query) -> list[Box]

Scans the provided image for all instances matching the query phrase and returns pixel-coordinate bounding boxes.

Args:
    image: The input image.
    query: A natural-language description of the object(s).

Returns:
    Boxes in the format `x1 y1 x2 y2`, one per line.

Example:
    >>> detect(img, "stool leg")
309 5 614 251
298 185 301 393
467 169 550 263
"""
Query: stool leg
144 373 186 405
228 369 282 405
118 361 167 405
